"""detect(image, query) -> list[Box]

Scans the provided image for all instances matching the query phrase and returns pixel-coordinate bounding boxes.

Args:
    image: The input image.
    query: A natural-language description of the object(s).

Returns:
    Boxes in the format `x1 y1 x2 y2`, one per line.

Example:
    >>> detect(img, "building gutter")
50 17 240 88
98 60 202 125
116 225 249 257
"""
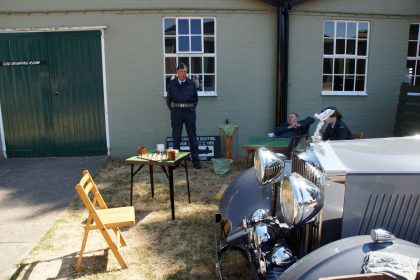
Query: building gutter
276 1 289 125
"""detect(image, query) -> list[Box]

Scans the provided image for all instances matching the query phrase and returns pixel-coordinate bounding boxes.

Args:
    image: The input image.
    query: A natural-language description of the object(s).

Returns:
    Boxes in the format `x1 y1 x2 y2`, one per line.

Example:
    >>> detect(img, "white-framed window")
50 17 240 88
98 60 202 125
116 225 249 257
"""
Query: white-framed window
322 20 369 96
406 23 420 85
163 17 216 96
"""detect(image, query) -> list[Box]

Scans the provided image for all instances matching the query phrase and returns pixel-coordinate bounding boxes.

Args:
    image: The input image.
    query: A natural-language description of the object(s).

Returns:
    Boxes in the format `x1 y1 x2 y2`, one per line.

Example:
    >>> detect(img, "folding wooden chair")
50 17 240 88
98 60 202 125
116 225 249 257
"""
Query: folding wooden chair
75 170 135 271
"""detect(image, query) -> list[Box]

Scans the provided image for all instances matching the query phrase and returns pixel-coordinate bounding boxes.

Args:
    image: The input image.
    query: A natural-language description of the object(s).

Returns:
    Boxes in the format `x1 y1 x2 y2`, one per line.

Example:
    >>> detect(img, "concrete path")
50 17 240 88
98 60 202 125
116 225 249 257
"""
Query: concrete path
0 156 106 280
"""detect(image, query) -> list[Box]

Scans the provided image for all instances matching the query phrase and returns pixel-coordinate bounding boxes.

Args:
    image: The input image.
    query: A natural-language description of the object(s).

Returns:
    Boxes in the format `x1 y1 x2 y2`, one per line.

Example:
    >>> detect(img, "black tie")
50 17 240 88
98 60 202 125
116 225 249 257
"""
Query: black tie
181 81 184 87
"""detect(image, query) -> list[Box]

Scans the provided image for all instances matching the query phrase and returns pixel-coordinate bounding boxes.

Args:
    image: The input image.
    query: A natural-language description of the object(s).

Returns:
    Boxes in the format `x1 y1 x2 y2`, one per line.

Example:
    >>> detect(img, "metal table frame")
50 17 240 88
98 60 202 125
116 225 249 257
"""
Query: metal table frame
124 152 191 220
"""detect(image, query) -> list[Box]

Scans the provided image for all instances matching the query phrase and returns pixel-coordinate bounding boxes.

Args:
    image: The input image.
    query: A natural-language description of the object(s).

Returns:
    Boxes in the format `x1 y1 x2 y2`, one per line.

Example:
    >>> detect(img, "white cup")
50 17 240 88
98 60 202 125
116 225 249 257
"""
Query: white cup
156 144 165 154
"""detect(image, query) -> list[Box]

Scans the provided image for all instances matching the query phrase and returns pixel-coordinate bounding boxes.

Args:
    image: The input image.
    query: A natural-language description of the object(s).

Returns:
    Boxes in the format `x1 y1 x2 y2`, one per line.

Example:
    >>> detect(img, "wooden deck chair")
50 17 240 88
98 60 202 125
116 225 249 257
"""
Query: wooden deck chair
75 170 135 271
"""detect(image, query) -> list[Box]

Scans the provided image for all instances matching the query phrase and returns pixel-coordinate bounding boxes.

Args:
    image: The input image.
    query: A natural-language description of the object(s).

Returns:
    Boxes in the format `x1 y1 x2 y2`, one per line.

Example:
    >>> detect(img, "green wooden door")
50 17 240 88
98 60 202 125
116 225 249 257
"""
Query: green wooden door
0 31 107 157
47 32 106 156
0 33 55 157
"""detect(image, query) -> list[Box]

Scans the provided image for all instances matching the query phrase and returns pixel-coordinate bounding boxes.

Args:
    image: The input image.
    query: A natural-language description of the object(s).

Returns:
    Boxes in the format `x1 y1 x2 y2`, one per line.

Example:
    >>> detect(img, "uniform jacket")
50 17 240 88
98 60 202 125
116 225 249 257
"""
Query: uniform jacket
166 78 198 110
274 117 315 138
322 119 354 141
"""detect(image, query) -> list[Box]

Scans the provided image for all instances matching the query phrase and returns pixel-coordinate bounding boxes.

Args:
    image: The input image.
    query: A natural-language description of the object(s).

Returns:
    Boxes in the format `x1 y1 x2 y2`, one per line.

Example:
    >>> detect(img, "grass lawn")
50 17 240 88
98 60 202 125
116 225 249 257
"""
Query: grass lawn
6 159 251 280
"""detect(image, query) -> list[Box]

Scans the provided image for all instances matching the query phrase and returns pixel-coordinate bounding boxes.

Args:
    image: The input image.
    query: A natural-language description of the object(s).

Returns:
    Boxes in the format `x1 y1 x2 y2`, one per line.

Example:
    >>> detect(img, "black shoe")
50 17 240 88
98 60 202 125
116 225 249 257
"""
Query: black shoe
193 162 201 169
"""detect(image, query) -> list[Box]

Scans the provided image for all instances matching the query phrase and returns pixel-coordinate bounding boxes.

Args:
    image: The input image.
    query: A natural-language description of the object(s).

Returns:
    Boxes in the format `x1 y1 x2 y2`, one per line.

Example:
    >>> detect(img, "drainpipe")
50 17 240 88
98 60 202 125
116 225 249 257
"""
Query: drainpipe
276 1 289 125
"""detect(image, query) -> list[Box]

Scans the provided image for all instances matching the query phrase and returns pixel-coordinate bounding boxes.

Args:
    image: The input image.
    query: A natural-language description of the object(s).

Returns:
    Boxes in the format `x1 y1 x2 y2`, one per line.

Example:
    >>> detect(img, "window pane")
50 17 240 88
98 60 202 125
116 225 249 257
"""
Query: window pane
407 41 417 57
324 21 335 38
334 58 344 74
337 22 346 38
355 76 365 91
164 19 176 36
191 19 202 35
406 60 415 76
347 22 357 38
345 59 355 74
356 59 366 74
204 57 215 73
344 75 355 91
165 57 176 74
166 75 175 90
323 75 333 91
346 39 356 55
165 38 176 54
409 24 419 41
324 38 334 55
204 37 215 53
358 22 369 38
179 36 189 52
191 57 202 73
204 75 215 91
358 40 367 56
178 19 189 34
178 57 189 71
191 74 203 91
415 76 420 86
336 39 345 54
204 18 215 35
416 60 420 75
191 36 202 52
189 74 200 90
323 58 333 74
333 75 343 91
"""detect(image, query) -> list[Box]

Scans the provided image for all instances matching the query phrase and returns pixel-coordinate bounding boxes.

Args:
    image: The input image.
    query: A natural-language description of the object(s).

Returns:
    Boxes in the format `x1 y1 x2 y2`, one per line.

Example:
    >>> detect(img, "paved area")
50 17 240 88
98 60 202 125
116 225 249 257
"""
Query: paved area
0 156 106 279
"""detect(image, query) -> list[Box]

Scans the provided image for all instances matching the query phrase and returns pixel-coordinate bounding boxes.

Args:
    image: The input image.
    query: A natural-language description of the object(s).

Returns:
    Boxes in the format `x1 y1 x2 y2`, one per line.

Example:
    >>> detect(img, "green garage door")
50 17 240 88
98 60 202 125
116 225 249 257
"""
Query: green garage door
0 31 107 157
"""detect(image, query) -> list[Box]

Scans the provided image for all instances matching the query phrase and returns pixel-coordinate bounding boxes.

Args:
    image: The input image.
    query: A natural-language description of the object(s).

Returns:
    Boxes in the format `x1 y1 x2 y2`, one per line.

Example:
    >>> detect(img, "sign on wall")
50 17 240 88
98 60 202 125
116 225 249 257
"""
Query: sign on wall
166 136 220 160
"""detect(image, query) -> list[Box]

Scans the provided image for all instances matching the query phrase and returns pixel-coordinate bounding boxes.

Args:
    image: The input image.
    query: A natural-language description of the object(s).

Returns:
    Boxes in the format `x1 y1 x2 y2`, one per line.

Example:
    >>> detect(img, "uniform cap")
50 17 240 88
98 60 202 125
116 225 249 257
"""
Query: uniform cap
176 63 188 70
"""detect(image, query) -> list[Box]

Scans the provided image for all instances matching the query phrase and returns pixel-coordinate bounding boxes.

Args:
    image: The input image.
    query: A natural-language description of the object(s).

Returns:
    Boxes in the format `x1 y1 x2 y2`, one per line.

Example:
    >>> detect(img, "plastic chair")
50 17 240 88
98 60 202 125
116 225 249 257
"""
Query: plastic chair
75 170 135 270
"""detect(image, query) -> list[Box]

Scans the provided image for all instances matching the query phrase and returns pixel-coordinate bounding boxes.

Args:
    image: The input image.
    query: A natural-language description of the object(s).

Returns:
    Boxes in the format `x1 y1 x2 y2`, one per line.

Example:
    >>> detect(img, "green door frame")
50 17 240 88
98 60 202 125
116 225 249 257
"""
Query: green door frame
0 26 110 157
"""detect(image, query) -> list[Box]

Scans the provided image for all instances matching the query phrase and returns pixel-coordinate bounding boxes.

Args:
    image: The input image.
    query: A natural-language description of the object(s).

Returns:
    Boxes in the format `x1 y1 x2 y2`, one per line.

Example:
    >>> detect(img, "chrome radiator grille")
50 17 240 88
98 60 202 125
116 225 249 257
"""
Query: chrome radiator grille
289 154 324 256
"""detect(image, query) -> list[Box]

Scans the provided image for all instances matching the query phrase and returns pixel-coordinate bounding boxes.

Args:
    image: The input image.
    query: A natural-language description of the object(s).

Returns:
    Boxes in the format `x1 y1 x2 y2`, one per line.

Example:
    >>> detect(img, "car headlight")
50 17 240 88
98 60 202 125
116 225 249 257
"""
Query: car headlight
251 209 270 223
280 172 324 226
254 147 285 185
271 244 294 267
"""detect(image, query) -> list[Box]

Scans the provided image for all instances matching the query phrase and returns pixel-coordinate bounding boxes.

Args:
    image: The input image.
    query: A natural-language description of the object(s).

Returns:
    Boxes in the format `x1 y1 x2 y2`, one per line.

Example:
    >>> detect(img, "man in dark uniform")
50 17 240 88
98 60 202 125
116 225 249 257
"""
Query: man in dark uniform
166 63 201 169
273 112 315 138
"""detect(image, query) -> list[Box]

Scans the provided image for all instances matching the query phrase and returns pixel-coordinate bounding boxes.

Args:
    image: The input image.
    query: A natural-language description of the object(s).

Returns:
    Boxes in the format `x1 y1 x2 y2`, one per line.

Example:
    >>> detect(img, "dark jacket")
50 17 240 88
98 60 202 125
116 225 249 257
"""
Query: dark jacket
322 119 354 141
166 78 198 110
274 117 315 138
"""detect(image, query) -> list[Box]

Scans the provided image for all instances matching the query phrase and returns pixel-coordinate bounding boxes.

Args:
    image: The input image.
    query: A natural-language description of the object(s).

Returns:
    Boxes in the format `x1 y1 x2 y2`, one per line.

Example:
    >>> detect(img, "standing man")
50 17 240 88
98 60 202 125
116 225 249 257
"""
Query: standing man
166 63 201 169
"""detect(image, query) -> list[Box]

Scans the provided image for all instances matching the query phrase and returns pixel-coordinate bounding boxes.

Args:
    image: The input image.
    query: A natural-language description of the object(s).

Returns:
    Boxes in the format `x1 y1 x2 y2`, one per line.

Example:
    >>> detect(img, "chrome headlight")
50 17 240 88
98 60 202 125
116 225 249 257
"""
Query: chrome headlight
280 172 324 226
271 244 294 267
251 209 270 223
254 147 285 185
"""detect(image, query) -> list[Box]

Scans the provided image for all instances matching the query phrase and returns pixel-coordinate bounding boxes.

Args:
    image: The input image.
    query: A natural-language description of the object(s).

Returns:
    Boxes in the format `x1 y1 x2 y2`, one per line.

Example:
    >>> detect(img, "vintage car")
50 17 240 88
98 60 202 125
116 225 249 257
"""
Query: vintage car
216 136 420 279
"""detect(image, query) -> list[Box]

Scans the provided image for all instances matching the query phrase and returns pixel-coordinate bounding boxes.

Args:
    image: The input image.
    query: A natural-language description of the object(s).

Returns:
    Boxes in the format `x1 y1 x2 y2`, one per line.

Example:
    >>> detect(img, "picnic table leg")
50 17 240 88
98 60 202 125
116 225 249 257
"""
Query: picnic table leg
149 165 154 198
183 159 191 203
130 164 134 206
168 166 175 220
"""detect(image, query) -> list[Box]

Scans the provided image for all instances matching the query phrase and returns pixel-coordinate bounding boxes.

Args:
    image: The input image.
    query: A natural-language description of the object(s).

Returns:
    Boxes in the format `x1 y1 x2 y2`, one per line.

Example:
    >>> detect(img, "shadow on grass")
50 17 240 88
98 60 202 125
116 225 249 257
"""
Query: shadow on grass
9 249 117 280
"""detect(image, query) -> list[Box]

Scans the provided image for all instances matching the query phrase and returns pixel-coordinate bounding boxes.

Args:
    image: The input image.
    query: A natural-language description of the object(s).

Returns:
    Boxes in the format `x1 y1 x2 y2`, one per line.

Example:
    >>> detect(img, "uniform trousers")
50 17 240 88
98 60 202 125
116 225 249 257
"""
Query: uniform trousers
171 107 199 163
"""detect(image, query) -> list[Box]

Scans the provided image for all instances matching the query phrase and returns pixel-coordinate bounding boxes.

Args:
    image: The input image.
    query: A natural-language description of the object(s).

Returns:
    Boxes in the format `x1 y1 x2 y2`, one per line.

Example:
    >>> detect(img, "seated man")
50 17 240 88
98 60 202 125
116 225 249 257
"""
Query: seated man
273 112 315 138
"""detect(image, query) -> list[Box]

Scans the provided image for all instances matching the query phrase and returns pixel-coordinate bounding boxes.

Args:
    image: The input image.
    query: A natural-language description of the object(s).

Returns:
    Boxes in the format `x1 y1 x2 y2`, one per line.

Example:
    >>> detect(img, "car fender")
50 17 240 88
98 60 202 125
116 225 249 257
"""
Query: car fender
278 235 420 280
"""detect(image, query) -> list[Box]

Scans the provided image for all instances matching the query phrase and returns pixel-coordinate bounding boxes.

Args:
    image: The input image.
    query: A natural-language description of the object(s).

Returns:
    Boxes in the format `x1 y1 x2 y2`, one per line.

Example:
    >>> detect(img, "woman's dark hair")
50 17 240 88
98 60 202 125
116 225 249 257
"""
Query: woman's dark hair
330 110 343 120
322 106 343 120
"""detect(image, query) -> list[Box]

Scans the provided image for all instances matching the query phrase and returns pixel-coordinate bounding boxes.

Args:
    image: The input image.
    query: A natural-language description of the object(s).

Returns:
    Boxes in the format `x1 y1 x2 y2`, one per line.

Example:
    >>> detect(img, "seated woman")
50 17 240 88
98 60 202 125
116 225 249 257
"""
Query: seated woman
274 112 315 138
322 107 354 141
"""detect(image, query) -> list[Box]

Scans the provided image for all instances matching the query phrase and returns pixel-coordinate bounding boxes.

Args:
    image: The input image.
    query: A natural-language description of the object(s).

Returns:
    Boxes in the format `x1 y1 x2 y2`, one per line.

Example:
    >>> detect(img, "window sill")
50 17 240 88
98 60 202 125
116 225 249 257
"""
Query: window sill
164 91 217 97
322 91 367 96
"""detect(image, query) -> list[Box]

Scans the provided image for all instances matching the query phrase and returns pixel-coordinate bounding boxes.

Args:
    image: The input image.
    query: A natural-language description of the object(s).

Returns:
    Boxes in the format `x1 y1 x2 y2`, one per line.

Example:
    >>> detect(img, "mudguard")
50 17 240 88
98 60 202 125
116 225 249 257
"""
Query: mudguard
278 235 420 280
219 161 291 230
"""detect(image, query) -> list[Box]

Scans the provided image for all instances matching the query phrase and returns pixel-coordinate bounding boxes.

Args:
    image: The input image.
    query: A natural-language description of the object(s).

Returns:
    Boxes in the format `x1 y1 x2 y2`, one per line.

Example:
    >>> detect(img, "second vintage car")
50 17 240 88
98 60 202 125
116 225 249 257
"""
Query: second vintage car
216 135 420 279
